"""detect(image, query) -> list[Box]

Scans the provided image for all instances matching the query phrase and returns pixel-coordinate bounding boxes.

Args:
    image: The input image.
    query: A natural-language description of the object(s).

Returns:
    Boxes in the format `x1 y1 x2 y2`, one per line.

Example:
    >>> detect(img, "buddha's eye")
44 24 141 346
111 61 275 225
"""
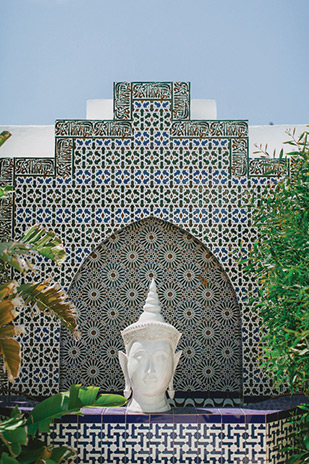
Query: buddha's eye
133 352 145 362
155 352 168 363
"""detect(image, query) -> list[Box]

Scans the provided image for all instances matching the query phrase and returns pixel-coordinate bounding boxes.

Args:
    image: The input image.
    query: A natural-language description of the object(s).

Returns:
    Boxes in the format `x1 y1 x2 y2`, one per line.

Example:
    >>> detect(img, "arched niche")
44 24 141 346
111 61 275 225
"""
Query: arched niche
60 217 242 398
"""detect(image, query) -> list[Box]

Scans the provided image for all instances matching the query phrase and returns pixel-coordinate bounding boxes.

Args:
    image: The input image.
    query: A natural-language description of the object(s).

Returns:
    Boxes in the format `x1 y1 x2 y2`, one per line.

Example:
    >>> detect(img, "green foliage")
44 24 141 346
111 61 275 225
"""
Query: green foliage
0 224 79 382
0 131 11 147
0 186 13 199
246 129 309 463
27 385 126 435
0 385 127 463
282 405 309 463
246 130 309 391
21 226 67 265
0 131 13 198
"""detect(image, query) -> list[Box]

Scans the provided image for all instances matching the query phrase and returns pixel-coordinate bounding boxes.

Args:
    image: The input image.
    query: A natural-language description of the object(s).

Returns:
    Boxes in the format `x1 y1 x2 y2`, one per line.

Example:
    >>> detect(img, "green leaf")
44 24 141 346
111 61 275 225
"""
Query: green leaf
17 437 53 464
41 460 59 464
0 186 13 199
0 409 25 433
243 129 309 392
18 280 78 335
21 225 67 266
26 385 126 436
0 408 27 457
0 242 35 274
77 386 99 406
41 460 60 464
0 452 19 464
0 131 12 147
95 394 129 407
287 453 309 464
50 445 76 463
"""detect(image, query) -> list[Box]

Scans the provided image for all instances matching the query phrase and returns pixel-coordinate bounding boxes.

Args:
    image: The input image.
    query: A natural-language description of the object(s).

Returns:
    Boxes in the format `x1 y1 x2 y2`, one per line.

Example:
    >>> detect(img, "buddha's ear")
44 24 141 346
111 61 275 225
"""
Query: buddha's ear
118 351 131 399
168 351 182 400
174 350 182 371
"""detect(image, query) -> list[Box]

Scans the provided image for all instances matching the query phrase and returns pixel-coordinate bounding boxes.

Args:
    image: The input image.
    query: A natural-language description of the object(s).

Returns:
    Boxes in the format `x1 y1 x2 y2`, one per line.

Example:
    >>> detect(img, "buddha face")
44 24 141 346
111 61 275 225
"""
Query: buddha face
127 339 173 397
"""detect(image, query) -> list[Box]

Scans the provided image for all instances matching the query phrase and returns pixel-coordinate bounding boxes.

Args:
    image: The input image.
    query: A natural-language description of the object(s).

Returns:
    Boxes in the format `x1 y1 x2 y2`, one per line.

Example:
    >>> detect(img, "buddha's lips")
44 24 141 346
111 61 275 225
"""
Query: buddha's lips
143 375 157 384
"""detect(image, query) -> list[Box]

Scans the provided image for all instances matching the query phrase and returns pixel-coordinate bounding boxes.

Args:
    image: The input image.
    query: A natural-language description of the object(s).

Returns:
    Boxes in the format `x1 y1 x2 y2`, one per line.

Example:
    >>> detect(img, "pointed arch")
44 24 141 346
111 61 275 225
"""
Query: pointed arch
60 217 242 397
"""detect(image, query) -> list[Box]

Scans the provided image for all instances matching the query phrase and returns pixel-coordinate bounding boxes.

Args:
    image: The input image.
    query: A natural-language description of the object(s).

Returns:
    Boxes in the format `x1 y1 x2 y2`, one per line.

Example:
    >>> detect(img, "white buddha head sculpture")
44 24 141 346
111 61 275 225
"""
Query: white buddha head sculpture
118 279 182 413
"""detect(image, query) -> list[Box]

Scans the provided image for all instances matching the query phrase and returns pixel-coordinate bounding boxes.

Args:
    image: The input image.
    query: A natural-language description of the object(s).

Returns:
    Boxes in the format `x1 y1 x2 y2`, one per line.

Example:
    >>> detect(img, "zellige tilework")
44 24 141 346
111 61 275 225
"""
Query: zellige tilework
0 82 289 399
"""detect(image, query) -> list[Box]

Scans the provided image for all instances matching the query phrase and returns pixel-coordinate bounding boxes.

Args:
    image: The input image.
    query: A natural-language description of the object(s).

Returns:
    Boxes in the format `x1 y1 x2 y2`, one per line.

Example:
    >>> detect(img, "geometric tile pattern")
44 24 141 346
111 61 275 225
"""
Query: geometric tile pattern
1 81 290 397
174 421 198 464
149 419 174 464
42 411 296 464
221 421 247 463
126 418 150 464
102 417 127 464
246 423 266 464
198 421 222 464
77 421 103 464
266 416 295 464
61 216 242 395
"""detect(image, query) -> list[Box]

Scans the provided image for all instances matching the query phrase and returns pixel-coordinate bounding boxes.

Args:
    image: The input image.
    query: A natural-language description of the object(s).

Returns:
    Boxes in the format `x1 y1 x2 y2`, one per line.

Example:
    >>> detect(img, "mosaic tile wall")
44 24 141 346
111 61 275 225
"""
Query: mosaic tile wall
63 217 242 396
44 409 296 464
0 82 289 398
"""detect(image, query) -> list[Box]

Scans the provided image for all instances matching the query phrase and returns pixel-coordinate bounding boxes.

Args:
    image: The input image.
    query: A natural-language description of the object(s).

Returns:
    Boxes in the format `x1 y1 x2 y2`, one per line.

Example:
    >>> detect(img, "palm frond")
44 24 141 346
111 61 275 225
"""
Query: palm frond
0 337 21 382
18 281 78 335
0 242 35 274
21 225 67 265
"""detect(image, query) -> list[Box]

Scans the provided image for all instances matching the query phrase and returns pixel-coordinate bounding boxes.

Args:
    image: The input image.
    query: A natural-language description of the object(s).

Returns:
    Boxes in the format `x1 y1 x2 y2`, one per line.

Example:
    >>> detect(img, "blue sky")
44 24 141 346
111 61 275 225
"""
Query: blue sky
1 0 308 125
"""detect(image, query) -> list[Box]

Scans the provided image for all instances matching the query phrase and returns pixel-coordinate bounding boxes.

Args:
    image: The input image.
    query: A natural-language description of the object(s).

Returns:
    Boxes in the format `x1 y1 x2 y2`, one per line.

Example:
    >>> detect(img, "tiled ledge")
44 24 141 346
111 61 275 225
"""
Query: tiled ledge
70 404 297 425
1 394 307 424
1 396 307 464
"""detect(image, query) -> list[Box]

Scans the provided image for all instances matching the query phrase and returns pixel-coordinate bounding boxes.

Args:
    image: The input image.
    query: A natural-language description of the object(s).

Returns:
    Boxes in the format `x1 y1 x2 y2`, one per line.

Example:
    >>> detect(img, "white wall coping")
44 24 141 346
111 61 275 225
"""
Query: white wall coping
0 125 54 159
86 99 218 120
0 123 307 159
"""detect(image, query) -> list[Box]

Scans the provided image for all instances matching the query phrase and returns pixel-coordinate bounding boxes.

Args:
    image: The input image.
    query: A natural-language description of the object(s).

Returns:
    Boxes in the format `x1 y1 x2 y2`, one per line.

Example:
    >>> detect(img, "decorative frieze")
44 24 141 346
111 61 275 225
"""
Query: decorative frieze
15 158 55 176
55 120 132 138
170 120 248 138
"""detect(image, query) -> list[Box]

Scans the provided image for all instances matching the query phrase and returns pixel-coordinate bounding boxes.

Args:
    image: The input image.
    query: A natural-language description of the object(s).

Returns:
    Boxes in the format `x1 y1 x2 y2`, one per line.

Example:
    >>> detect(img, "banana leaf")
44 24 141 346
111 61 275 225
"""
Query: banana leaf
1 440 71 464
0 420 75 464
49 445 76 463
0 299 21 326
0 408 27 458
27 385 126 435
0 326 20 338
16 438 53 464
0 224 67 273
18 281 78 334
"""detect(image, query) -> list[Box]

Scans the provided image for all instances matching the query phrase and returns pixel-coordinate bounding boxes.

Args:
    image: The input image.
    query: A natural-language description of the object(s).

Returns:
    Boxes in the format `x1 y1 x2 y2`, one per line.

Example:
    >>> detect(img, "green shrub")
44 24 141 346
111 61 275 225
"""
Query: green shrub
246 129 309 463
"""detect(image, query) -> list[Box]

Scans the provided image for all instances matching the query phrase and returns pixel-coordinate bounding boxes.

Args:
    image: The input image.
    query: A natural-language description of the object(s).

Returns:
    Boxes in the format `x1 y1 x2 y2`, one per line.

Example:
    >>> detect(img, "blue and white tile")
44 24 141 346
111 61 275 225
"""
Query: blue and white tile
102 416 127 464
126 415 150 464
174 421 198 464
198 421 222 464
246 423 266 464
266 418 289 464
77 420 102 464
50 419 78 450
221 420 246 464
149 417 174 464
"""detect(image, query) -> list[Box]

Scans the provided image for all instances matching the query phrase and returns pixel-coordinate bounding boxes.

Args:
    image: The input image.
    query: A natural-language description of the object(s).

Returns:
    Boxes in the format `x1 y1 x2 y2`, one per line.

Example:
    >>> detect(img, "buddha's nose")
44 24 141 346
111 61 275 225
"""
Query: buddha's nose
145 357 155 374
